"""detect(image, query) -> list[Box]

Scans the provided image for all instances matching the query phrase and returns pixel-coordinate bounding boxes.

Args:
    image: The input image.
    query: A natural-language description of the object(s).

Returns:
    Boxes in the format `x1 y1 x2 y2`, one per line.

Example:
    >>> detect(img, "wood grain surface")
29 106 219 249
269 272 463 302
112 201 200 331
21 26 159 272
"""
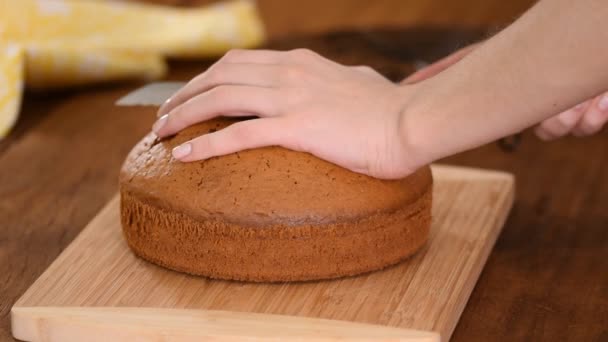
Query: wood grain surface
12 307 439 342
2 1 607 341
12 165 514 341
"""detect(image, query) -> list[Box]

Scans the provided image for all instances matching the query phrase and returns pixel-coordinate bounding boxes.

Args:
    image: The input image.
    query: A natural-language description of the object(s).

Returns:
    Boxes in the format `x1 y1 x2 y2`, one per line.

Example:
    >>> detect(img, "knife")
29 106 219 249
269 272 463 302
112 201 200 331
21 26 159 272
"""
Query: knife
115 82 186 107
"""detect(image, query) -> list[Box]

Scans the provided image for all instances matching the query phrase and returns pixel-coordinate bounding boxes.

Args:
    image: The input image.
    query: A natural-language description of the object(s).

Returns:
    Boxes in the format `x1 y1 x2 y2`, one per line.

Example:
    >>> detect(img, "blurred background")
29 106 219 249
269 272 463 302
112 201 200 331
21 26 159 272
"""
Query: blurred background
0 0 538 140
140 0 535 38
3 2 608 342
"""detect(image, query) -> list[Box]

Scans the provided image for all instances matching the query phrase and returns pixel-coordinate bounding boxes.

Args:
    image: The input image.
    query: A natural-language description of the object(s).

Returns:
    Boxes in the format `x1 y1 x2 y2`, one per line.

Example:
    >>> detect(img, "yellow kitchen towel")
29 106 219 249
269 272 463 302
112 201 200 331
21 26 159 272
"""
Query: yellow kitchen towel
0 44 24 138
0 0 265 138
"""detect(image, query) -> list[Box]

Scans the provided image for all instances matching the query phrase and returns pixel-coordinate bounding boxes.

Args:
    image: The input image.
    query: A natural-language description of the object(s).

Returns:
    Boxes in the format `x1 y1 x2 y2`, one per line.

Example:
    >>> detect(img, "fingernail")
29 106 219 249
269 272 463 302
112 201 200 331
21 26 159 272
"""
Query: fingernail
152 114 168 134
157 99 172 117
598 94 608 111
172 143 192 160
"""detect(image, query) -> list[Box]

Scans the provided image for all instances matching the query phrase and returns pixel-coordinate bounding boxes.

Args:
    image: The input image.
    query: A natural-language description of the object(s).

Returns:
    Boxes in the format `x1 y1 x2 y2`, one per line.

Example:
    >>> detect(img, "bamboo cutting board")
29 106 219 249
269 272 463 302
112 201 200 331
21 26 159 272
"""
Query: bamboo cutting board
12 165 514 342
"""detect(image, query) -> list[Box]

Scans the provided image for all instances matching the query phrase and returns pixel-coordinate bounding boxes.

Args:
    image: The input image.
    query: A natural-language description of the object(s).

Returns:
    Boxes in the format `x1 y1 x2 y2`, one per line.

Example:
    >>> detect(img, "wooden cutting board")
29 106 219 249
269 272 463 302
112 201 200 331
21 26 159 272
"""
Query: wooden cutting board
11 165 514 342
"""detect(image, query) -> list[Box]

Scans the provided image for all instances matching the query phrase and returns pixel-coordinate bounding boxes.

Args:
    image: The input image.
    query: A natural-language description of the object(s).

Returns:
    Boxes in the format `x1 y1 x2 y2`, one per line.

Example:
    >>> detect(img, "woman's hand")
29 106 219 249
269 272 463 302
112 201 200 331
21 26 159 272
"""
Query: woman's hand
153 49 423 179
405 42 608 140
534 97 608 140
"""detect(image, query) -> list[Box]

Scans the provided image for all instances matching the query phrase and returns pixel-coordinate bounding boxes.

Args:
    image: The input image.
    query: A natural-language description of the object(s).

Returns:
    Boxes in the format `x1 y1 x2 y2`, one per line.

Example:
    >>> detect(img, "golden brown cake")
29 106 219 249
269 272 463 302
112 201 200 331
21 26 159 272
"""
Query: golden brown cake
119 118 433 282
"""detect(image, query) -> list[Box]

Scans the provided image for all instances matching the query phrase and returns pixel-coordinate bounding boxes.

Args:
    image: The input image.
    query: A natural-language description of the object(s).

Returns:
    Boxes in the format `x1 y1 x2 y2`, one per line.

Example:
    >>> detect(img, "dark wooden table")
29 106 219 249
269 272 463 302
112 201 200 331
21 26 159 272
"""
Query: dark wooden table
1 24 607 342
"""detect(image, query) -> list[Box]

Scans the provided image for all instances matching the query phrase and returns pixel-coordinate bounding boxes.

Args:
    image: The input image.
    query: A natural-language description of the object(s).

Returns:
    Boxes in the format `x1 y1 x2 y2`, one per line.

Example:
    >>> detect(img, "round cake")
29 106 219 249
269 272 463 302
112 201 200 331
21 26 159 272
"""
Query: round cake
119 118 433 282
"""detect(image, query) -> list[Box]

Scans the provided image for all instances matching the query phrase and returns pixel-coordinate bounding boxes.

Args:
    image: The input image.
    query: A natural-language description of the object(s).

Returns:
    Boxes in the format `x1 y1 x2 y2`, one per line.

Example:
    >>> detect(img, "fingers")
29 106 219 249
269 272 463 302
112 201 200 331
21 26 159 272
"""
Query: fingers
153 85 280 138
403 42 481 84
535 103 586 140
172 118 288 162
571 94 608 136
158 63 281 117
158 49 320 116
535 93 608 141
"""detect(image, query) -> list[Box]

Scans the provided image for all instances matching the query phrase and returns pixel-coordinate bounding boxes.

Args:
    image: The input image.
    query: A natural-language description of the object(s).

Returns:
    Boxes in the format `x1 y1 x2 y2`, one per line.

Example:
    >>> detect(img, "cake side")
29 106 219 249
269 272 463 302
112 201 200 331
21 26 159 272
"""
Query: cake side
120 185 432 282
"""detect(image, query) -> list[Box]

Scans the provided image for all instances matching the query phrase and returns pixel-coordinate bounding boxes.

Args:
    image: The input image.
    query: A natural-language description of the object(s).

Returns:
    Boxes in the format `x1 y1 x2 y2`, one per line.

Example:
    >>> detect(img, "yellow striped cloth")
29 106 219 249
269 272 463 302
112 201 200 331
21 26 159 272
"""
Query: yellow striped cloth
0 0 265 138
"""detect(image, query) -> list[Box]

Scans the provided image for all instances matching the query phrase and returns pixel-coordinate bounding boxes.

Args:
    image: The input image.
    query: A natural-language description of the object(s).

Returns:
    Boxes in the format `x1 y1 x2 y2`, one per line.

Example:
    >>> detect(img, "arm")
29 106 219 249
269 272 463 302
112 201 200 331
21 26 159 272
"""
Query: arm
402 0 608 163
153 0 608 179
404 40 608 141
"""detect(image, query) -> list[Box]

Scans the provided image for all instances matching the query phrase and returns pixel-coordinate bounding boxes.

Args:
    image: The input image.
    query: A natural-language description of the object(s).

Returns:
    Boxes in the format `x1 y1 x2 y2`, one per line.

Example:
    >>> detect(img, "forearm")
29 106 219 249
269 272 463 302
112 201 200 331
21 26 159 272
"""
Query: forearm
402 0 608 163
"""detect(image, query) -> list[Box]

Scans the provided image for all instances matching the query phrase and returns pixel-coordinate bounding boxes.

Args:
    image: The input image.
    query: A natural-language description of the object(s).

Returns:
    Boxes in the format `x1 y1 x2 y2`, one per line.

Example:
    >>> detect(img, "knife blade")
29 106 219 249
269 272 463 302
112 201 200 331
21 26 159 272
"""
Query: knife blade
115 81 186 107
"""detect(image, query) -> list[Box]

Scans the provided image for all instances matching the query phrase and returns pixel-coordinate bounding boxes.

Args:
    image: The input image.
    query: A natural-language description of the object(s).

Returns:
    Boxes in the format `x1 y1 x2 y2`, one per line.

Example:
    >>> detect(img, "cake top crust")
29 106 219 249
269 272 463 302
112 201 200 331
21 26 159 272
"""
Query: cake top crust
120 119 432 226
